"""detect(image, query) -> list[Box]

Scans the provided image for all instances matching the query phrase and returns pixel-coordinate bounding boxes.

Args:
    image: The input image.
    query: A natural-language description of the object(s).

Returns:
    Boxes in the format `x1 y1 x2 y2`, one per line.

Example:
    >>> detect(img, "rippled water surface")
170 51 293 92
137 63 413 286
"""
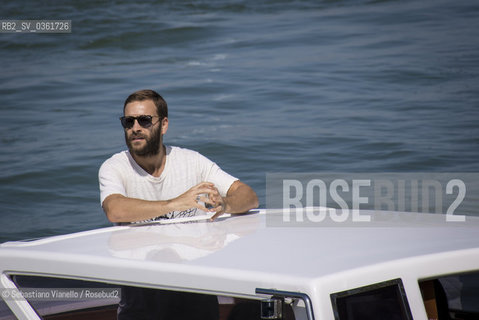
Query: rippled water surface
1 0 478 242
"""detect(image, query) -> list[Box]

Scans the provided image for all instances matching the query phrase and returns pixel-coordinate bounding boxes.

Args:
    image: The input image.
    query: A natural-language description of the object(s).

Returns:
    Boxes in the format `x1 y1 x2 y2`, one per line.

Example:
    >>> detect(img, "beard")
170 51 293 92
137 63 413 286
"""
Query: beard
125 125 162 157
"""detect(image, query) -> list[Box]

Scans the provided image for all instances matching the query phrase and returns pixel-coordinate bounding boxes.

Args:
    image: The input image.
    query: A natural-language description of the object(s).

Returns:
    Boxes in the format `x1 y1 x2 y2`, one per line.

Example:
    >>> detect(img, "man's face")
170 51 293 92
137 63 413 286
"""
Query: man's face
123 100 167 157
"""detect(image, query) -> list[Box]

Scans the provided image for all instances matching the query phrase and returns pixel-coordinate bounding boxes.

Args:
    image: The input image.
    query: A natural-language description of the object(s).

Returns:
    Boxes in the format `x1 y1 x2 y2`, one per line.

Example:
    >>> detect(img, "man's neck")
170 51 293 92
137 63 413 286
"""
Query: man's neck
131 144 166 177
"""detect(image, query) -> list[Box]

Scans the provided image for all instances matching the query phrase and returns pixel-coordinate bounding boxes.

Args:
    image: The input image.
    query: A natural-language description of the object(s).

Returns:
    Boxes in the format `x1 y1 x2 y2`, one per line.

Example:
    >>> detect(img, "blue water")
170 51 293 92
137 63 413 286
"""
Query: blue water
1 0 478 242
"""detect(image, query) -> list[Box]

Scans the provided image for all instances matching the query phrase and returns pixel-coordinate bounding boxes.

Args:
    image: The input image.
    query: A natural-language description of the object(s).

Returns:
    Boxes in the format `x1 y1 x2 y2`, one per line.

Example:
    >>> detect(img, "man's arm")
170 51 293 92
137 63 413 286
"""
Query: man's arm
103 182 219 223
210 180 259 220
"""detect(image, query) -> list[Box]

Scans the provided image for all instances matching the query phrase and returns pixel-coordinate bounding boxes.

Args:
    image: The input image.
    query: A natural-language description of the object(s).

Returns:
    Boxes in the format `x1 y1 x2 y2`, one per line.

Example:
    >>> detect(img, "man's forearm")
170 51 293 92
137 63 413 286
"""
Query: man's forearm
102 182 220 223
223 181 259 214
102 194 173 223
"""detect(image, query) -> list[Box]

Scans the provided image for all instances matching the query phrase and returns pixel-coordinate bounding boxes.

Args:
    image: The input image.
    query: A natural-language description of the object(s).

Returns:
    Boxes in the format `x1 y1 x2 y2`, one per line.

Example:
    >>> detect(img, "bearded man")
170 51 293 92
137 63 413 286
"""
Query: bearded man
99 89 258 224
98 89 258 320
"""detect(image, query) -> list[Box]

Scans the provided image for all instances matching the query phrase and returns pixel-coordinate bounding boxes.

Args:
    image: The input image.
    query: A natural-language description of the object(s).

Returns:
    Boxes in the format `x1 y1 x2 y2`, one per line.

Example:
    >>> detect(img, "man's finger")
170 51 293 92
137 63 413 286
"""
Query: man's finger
209 201 227 220
210 210 223 221
195 182 215 189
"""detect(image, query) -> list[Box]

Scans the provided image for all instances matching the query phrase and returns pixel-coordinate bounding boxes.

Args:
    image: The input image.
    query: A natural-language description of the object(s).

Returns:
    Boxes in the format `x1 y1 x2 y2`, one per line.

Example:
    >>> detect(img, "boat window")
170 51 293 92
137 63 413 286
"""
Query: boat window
9 275 295 320
11 274 119 319
419 271 479 320
330 278 412 320
0 299 17 320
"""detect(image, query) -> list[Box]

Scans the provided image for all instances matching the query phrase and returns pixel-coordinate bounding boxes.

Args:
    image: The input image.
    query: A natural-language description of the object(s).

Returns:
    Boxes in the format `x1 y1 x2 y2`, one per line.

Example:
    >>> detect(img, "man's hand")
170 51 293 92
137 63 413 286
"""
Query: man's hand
207 187 227 218
209 180 259 221
171 182 219 213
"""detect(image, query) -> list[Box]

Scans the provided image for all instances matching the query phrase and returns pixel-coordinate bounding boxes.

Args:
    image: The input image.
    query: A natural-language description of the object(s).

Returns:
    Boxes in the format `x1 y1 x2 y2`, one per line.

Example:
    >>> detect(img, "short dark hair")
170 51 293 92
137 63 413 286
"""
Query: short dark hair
123 89 168 119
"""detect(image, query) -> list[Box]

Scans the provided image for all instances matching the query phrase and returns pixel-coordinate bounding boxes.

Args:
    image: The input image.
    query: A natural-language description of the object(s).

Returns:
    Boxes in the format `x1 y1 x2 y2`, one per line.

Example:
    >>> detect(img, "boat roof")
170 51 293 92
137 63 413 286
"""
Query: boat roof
1 208 479 300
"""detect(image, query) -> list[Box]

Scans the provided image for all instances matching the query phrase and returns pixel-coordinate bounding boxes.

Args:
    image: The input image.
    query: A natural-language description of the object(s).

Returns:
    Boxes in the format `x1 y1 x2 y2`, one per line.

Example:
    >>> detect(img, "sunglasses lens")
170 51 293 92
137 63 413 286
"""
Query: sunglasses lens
137 116 153 128
120 116 156 128
120 117 135 128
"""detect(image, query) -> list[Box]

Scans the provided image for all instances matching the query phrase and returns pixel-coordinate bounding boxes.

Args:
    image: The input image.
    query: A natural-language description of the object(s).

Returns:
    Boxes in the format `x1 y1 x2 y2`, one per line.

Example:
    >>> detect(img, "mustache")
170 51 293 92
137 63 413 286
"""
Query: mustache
128 133 147 140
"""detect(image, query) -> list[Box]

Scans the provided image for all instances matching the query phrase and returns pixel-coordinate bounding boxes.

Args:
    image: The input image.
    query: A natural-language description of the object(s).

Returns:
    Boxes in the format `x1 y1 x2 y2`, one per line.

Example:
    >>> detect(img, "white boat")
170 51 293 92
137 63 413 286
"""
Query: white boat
1 208 478 320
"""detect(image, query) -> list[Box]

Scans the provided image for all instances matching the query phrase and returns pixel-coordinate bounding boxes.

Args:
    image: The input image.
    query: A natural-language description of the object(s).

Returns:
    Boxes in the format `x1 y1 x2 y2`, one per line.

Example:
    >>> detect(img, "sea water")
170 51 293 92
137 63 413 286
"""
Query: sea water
1 0 478 242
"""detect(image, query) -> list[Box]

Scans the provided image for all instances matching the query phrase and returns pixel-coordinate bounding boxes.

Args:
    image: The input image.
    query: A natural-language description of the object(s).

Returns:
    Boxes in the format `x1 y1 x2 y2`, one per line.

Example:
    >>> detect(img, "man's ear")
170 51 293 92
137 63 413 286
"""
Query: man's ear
161 117 169 135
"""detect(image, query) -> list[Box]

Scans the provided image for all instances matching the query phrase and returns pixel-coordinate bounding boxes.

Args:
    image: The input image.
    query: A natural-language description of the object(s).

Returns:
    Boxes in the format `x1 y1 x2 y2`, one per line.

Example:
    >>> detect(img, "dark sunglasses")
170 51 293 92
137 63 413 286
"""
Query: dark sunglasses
119 115 161 129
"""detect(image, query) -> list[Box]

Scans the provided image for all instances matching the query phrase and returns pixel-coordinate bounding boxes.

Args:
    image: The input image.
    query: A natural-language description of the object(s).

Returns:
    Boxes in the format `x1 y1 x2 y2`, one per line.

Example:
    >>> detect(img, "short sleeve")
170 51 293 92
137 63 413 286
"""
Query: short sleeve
196 152 238 196
98 158 127 206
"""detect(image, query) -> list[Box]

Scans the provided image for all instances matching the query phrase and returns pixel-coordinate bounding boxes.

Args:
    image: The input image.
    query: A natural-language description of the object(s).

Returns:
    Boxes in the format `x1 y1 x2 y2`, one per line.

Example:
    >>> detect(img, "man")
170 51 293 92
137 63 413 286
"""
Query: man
98 89 258 319
99 89 258 224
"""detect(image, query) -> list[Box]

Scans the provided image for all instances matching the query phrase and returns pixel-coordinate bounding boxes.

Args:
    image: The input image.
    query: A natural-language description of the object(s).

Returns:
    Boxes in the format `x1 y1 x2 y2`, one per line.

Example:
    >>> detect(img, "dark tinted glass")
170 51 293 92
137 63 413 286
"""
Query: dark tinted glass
120 115 155 129
331 279 412 320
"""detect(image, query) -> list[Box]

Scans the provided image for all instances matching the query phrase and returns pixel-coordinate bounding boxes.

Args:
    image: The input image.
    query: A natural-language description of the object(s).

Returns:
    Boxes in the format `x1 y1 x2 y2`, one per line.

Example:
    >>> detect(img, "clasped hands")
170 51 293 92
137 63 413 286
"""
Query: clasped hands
173 182 227 220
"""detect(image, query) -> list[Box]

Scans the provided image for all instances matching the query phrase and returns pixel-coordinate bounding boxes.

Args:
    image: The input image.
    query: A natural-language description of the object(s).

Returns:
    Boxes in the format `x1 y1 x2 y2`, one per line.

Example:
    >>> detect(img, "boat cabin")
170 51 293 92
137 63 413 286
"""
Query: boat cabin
1 208 478 319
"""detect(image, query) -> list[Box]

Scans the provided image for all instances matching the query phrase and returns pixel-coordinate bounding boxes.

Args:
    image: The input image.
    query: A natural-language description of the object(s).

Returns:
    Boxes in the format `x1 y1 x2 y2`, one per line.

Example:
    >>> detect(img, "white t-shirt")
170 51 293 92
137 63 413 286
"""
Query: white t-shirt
98 146 237 221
